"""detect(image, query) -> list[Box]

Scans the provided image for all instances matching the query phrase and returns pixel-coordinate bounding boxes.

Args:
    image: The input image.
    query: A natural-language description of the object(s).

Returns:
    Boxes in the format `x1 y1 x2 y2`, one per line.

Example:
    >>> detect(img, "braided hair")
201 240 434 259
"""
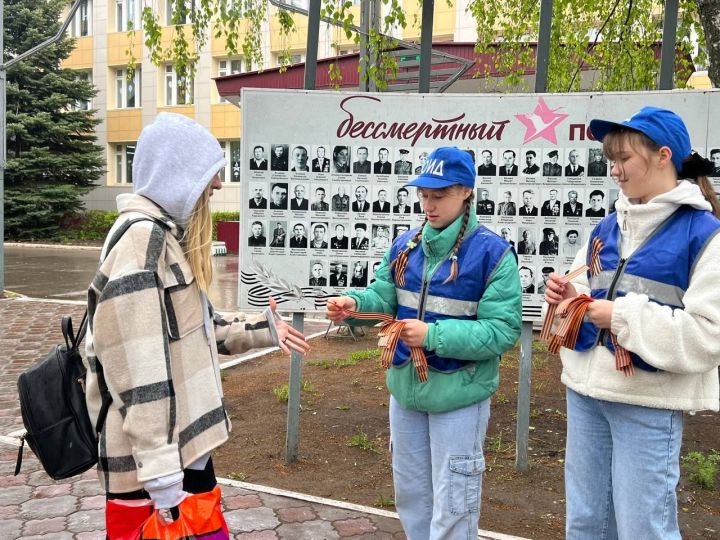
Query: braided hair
391 187 474 286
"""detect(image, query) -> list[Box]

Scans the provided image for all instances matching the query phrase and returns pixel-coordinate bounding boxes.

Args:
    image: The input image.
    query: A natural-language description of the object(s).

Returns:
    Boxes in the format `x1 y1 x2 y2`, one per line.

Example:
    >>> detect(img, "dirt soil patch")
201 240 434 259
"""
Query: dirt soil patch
214 328 720 539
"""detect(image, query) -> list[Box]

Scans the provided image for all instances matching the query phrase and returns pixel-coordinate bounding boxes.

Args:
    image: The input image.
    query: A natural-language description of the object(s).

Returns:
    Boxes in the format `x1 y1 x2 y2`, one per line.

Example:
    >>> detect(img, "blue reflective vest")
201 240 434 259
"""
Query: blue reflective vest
389 225 512 372
575 206 720 371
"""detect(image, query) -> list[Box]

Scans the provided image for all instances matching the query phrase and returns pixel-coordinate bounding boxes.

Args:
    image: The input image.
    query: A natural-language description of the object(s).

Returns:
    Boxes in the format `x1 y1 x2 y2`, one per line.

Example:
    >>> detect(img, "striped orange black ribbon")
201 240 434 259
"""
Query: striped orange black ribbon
540 263 634 377
339 309 429 382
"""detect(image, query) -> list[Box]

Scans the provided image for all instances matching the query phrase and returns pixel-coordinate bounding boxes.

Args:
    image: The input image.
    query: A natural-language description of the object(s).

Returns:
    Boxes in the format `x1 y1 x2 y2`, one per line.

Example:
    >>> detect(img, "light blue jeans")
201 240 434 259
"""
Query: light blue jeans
565 388 683 540
389 396 490 540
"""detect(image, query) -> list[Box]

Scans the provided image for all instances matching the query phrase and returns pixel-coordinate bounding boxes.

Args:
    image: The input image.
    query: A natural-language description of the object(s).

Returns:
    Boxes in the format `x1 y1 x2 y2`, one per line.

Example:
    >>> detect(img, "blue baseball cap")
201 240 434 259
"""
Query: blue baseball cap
589 106 691 173
405 147 476 189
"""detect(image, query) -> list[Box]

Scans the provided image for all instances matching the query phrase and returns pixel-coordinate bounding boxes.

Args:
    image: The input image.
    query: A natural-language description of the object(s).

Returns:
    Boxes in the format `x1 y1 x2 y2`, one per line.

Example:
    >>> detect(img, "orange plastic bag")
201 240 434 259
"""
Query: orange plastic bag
106 486 229 540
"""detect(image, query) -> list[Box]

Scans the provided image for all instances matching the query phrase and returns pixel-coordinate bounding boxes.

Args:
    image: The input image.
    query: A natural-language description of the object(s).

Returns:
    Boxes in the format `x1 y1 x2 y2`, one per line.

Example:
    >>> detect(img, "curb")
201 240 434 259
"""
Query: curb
216 477 532 540
4 242 102 251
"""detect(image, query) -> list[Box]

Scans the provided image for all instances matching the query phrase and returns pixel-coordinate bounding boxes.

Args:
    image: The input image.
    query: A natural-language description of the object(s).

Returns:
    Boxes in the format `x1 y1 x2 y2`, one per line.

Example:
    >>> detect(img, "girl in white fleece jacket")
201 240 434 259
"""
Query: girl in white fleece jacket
544 106 720 540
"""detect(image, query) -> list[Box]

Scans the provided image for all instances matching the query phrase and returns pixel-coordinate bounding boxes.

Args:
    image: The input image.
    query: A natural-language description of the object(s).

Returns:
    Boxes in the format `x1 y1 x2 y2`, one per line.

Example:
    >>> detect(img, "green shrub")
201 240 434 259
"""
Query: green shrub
682 450 720 490
212 211 240 241
62 210 119 241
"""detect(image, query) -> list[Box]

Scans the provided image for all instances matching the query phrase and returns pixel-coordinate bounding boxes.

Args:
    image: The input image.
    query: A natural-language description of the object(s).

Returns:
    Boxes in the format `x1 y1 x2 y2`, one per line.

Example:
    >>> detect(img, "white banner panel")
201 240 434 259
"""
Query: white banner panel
238 88 720 320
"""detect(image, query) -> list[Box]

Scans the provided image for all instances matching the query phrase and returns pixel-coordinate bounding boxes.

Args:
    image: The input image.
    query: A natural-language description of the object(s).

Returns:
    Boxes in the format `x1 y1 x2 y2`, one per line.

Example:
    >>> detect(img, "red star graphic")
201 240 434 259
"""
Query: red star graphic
515 97 569 145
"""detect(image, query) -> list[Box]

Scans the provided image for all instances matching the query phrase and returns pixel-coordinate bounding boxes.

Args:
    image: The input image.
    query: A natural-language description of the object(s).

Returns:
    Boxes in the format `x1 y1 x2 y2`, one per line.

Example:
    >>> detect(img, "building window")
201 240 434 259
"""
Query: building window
275 53 303 67
165 65 193 105
166 0 195 25
220 140 242 182
71 0 92 37
217 59 243 103
74 70 92 111
116 0 140 32
115 68 141 108
115 144 136 183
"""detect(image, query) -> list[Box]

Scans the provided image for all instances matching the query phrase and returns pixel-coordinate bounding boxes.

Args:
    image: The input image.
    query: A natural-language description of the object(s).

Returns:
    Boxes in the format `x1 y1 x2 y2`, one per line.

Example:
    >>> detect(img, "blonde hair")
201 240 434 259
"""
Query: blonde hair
183 183 214 294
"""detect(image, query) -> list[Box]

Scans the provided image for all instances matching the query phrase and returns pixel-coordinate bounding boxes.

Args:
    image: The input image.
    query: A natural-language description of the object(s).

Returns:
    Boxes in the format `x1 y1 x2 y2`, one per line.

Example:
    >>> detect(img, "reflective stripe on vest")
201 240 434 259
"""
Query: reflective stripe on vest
575 206 720 371
389 225 511 373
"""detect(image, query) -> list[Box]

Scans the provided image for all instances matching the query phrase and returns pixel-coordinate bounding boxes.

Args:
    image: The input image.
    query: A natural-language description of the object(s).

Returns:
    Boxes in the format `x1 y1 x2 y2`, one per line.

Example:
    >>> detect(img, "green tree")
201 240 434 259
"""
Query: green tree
469 0 704 92
4 0 104 240
137 1 716 92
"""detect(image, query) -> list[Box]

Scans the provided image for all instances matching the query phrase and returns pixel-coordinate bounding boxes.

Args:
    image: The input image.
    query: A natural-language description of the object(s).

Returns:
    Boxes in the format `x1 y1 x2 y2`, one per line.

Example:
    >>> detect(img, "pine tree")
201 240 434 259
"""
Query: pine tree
4 0 103 240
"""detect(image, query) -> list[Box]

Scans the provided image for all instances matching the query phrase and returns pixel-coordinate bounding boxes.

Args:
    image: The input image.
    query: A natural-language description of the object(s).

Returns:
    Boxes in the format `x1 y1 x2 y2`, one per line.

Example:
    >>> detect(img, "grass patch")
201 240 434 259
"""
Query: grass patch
347 431 380 453
374 494 395 508
227 471 248 481
682 450 720 490
273 380 317 402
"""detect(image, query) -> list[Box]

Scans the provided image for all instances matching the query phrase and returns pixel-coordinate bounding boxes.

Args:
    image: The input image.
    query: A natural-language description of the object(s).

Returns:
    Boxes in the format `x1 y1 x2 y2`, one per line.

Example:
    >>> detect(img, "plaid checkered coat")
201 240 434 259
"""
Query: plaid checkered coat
85 196 277 493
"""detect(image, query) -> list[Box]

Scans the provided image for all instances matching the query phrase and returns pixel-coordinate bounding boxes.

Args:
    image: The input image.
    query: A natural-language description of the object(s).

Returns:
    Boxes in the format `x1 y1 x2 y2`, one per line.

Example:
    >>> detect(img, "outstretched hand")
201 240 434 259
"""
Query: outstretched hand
325 296 357 323
269 297 310 356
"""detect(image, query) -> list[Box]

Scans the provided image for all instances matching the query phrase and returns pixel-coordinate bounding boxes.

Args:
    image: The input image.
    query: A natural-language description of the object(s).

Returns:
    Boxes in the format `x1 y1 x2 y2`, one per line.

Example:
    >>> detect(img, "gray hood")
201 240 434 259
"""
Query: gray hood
132 113 226 226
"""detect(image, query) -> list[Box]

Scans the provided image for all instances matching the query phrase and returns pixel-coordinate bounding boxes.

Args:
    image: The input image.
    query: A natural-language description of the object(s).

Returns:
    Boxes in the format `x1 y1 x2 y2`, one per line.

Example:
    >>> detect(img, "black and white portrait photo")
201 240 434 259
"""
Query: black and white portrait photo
269 182 288 210
542 149 562 177
247 220 267 247
374 147 392 174
309 260 327 286
312 145 330 173
350 261 368 287
290 183 309 211
270 144 289 171
289 222 308 248
563 188 584 217
248 182 268 209
352 185 370 213
311 185 329 211
352 146 371 174
309 222 329 249
329 262 348 287
540 188 562 217
394 148 413 175
393 187 412 214
290 145 310 172
249 144 268 171
269 221 287 248
565 149 585 177
351 223 369 250
477 149 497 176
500 149 519 177
587 148 608 177
372 187 391 213
332 145 351 173
330 223 349 250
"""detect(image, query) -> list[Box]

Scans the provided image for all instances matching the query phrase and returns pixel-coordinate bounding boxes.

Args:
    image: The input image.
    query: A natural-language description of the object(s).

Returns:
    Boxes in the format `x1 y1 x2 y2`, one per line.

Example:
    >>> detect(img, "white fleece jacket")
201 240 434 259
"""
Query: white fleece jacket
557 180 720 412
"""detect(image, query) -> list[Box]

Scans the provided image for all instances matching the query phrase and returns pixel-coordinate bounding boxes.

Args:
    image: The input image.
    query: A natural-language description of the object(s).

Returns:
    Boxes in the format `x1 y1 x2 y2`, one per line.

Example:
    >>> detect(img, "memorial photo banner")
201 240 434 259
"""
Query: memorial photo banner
238 88 720 320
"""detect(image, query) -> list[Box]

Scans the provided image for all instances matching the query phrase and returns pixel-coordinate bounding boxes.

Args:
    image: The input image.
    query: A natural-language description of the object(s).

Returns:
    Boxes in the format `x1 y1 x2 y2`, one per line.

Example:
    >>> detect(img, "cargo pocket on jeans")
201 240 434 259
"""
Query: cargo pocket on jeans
448 454 485 515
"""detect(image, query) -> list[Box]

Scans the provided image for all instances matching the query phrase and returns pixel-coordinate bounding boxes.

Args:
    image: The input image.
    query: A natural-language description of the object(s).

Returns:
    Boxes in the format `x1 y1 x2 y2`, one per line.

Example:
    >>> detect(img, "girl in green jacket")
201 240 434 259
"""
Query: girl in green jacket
327 147 522 539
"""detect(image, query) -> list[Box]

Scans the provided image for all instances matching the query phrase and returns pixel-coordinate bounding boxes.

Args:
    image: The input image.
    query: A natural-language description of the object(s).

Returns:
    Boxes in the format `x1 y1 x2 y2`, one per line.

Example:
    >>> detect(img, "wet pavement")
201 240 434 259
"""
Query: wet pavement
4 244 241 311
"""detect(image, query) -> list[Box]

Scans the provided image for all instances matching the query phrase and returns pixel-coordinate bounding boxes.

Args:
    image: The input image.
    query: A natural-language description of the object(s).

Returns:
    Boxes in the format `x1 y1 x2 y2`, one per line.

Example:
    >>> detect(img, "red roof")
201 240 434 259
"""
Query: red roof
214 41 691 98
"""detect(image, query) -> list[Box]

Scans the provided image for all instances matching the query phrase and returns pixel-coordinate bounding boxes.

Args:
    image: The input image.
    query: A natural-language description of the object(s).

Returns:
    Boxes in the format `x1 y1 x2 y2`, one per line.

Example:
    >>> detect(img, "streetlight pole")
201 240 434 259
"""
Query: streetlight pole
0 0 83 295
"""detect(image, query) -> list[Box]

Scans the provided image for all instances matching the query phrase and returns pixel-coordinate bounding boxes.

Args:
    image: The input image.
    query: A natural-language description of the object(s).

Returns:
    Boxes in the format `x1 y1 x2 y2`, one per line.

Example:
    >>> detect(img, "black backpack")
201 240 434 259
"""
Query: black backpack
15 217 163 480
15 312 110 479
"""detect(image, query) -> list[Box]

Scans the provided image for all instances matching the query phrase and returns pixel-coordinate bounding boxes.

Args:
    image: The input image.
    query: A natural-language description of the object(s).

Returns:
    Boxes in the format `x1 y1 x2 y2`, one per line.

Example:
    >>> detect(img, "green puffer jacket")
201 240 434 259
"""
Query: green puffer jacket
344 212 522 413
